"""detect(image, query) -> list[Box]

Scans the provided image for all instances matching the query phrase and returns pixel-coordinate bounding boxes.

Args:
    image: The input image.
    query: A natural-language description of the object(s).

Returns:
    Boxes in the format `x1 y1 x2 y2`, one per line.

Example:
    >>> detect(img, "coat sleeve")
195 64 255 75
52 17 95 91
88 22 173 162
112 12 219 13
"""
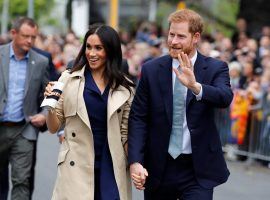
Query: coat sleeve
120 89 134 146
128 65 150 165
54 70 70 126
201 61 233 108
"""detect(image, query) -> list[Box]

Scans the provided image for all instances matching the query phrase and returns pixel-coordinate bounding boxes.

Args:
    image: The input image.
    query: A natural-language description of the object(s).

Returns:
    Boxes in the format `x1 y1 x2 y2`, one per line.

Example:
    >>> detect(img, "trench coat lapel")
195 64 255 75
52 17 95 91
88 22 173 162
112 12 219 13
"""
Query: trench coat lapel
107 86 130 120
70 67 91 130
70 67 131 128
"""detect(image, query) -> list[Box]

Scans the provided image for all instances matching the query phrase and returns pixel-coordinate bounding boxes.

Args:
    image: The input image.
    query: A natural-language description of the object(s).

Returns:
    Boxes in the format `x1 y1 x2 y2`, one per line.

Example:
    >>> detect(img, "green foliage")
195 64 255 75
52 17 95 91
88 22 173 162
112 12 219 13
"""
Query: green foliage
0 0 55 20
156 2 175 30
159 0 182 4
45 17 59 26
157 0 239 37
210 0 239 36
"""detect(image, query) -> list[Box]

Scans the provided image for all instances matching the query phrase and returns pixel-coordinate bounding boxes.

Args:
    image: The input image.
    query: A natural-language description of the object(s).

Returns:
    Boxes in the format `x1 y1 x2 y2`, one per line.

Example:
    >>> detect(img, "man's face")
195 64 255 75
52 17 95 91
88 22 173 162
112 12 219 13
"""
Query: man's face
11 23 38 54
167 21 199 59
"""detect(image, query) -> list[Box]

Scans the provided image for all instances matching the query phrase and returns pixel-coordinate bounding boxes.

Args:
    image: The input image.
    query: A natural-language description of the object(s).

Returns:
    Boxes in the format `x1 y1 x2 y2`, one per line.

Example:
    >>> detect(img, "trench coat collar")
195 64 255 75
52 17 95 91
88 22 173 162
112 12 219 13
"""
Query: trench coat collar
69 66 131 127
107 85 131 120
69 66 85 78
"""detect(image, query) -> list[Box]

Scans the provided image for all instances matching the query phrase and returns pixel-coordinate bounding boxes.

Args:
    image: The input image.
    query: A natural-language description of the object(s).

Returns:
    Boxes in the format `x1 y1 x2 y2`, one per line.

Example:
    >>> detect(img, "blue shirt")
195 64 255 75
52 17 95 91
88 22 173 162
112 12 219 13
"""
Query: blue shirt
0 44 28 122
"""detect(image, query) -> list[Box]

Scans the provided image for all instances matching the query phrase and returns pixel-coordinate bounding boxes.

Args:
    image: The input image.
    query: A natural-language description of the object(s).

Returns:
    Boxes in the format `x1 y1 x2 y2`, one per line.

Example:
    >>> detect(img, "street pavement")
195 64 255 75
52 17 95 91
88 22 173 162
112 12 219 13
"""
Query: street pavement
26 131 270 200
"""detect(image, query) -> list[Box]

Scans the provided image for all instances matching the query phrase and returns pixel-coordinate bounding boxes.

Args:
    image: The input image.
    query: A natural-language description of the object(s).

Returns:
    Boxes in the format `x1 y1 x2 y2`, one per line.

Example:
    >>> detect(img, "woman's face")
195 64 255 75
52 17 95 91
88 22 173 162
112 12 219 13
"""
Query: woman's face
85 34 107 71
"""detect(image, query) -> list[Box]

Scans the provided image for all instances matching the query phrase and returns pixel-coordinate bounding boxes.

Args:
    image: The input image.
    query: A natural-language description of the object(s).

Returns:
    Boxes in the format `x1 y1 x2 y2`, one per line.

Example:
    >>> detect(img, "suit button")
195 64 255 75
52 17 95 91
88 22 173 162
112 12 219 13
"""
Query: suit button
3 99 6 103
70 161 75 166
117 109 121 113
72 132 76 137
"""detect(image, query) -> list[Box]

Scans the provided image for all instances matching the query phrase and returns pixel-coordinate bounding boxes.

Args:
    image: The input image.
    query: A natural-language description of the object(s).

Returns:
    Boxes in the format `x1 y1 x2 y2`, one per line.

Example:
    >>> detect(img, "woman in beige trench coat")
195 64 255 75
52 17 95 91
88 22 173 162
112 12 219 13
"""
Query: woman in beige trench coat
44 24 135 200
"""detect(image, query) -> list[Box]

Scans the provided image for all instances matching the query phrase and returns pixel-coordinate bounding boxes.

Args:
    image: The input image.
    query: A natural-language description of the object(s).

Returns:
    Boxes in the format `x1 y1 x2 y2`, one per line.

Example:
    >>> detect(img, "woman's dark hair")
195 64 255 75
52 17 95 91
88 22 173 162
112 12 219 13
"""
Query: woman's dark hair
71 24 135 94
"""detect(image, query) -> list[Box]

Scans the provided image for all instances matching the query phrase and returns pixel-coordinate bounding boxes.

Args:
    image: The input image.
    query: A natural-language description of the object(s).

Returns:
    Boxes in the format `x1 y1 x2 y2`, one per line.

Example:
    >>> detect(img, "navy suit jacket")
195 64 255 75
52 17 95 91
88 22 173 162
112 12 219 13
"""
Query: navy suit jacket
33 47 60 81
128 52 233 190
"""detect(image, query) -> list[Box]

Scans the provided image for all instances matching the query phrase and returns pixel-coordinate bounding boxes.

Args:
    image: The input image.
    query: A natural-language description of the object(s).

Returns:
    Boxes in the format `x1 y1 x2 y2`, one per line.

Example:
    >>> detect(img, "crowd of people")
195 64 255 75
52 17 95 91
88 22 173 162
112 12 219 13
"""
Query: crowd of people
0 7 269 200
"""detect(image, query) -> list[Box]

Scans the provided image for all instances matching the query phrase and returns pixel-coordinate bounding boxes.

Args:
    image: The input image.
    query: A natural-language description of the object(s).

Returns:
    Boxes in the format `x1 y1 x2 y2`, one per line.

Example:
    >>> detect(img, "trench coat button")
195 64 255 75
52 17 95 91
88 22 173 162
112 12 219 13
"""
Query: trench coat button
70 161 75 166
72 132 76 137
117 109 121 113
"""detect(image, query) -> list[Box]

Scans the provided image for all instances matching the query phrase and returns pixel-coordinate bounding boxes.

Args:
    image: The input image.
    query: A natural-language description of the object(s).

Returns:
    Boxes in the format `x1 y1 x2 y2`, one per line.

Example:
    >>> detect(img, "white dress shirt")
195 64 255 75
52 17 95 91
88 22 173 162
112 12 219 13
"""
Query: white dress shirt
172 51 202 154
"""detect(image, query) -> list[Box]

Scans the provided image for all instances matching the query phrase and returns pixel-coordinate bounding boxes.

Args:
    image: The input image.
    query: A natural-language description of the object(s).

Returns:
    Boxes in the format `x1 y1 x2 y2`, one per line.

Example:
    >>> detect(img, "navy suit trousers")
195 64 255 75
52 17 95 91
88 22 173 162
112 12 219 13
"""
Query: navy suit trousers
144 154 213 200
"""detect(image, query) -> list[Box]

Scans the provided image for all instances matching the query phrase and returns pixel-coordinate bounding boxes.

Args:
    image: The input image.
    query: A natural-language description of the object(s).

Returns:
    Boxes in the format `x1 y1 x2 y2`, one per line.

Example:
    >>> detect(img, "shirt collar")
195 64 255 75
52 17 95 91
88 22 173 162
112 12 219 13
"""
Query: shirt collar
172 50 197 69
9 42 29 60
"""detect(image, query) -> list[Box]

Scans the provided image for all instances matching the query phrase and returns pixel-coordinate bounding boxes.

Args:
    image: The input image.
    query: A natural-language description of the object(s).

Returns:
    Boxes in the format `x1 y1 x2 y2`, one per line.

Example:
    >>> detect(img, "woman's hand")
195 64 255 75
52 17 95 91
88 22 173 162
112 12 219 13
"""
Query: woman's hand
44 82 55 97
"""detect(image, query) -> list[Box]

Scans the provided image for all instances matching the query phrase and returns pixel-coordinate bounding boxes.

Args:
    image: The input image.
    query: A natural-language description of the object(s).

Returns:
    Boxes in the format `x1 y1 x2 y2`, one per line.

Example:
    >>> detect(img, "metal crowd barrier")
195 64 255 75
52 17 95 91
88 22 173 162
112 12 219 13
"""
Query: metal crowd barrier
215 102 270 162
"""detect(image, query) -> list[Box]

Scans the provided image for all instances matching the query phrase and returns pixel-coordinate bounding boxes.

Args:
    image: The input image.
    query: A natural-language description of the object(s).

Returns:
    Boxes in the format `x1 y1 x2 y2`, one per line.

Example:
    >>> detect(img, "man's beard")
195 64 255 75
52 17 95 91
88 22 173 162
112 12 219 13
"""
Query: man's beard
169 45 193 58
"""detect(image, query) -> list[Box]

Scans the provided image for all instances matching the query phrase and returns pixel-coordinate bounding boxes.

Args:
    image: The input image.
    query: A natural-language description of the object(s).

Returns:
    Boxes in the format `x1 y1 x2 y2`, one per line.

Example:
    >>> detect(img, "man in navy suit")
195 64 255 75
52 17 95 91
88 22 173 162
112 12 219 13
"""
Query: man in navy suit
128 9 233 200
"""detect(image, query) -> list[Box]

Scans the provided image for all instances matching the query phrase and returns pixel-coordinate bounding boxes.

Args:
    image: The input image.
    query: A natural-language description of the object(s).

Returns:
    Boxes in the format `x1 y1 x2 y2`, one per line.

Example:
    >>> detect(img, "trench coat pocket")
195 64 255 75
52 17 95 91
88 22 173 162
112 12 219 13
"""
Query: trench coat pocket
57 149 69 165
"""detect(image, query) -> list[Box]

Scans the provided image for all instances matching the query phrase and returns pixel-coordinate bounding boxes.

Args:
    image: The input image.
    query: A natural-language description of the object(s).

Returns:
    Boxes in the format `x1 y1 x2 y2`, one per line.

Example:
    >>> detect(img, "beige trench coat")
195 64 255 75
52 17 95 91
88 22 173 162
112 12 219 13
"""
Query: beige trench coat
51 67 133 200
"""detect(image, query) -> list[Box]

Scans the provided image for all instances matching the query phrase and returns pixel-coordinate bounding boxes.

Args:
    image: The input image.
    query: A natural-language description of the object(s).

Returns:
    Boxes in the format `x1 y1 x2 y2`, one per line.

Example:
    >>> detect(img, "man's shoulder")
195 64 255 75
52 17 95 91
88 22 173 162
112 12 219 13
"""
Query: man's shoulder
144 54 170 65
32 47 51 59
198 52 225 64
197 52 227 69
29 48 49 63
142 55 171 71
206 56 225 65
0 43 10 53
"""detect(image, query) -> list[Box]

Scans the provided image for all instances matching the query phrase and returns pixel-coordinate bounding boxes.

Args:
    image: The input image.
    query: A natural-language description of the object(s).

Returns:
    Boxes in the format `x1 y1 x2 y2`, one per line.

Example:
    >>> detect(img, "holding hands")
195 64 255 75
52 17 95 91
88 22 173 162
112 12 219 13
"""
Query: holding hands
130 163 148 190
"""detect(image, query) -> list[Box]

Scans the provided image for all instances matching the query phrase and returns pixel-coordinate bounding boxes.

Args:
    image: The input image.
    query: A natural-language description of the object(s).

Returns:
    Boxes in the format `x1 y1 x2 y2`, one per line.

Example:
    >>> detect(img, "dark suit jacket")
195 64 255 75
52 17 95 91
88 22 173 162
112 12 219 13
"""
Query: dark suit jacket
128 52 233 190
33 47 60 81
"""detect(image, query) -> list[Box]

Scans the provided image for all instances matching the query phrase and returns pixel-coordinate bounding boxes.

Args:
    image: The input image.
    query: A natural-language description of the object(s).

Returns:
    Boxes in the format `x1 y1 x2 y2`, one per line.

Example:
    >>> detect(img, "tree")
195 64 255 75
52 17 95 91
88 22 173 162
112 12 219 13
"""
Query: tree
0 0 54 21
157 0 238 36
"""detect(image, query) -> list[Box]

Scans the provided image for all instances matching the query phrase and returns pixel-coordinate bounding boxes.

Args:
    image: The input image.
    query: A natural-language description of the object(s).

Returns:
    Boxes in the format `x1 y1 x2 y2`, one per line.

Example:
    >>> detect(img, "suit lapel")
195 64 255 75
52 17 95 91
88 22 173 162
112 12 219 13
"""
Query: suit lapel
24 49 36 96
186 52 208 107
158 55 173 126
0 44 11 93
